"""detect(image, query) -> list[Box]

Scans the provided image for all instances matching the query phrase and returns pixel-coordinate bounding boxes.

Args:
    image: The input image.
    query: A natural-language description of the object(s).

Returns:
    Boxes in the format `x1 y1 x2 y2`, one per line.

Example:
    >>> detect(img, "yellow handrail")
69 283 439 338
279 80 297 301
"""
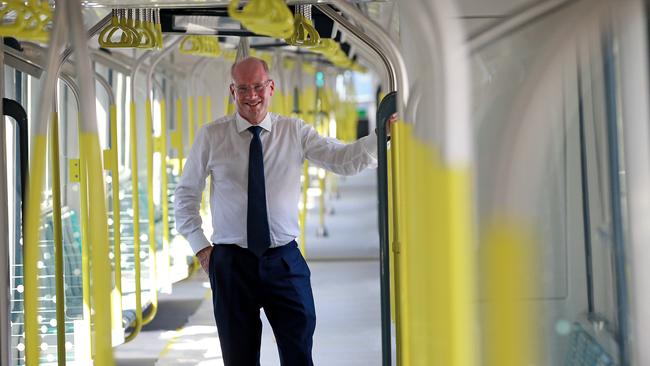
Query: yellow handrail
391 122 410 365
170 98 184 174
124 102 143 342
103 104 124 341
206 95 213 122
142 100 159 325
286 14 320 47
49 110 67 365
159 99 172 292
77 114 93 363
187 97 195 145
228 0 294 39
0 0 51 41
23 135 46 364
299 160 309 255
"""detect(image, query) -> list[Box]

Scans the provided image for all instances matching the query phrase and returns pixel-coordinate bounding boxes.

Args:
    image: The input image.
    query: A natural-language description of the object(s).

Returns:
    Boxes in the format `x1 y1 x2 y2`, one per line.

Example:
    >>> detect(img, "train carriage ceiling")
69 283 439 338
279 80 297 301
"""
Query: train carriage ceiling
78 0 545 72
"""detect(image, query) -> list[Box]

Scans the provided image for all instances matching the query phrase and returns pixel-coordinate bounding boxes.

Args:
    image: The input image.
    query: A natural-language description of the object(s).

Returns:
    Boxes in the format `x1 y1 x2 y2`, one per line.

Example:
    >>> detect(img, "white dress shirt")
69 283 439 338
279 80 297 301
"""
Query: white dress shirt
174 112 378 254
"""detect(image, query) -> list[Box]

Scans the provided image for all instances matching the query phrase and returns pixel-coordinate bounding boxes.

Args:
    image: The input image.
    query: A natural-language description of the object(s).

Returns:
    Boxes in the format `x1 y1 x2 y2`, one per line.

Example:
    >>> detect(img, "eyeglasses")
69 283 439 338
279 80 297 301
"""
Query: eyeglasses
232 79 272 95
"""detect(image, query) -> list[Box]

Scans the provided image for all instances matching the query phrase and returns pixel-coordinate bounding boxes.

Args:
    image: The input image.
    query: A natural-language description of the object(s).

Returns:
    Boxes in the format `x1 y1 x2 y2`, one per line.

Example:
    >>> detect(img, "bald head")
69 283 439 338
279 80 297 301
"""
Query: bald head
231 57 270 80
229 56 275 124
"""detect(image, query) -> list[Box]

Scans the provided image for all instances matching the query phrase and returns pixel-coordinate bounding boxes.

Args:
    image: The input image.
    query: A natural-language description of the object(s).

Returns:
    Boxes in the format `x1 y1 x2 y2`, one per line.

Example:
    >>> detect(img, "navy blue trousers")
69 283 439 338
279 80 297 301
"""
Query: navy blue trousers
208 241 316 366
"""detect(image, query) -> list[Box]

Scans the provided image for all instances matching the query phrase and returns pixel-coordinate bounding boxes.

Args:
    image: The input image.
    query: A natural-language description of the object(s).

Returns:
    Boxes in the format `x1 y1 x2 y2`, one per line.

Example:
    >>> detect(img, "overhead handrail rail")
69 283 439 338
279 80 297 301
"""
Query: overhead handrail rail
0 0 51 41
228 0 294 39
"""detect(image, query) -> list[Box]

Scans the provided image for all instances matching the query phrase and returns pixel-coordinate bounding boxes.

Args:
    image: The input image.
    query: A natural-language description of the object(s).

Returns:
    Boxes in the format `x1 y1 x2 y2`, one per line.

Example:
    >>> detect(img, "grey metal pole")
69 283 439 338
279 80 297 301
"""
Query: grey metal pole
0 35 10 366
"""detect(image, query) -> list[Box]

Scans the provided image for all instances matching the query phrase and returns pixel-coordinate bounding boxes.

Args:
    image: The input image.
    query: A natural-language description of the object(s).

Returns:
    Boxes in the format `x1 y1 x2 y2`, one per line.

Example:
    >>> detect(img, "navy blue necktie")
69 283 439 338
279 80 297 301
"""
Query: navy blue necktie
247 126 271 257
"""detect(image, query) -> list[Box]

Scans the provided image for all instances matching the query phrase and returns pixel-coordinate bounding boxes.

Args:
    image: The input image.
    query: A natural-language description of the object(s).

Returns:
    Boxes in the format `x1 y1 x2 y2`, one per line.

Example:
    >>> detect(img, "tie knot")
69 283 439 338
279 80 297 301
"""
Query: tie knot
248 126 262 138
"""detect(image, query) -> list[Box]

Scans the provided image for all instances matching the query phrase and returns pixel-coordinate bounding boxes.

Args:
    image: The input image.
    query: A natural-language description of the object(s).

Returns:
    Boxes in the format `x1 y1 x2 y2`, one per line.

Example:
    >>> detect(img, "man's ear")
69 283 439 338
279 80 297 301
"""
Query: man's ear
269 79 275 96
229 84 235 98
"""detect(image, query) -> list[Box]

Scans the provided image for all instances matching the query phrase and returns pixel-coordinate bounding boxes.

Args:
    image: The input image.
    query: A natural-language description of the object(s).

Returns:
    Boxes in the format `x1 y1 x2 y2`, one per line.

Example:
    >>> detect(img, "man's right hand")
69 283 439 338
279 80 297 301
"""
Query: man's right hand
196 245 214 274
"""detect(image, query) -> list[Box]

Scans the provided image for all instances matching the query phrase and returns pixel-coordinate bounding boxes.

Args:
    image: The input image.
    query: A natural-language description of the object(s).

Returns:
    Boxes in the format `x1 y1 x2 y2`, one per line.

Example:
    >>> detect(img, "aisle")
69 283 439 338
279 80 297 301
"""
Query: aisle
114 169 381 365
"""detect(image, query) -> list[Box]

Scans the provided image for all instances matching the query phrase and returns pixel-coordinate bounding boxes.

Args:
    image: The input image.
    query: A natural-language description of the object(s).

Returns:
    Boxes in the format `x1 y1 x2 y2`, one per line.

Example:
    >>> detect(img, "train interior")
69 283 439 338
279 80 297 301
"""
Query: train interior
1 0 650 365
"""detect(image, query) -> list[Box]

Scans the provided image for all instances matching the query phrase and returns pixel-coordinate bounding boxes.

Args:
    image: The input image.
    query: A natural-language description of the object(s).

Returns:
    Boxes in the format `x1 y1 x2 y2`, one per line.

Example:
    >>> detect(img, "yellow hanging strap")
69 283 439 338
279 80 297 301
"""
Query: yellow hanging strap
228 0 293 39
98 9 138 48
179 36 222 57
285 12 320 47
98 8 162 49
0 0 51 41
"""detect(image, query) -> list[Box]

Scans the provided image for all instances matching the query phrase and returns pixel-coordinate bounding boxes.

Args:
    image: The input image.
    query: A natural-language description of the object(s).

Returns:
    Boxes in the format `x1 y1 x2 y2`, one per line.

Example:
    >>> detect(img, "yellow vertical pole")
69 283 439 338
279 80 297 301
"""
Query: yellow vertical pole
205 96 213 122
391 122 410 366
125 102 143 342
197 96 204 129
159 99 171 292
483 224 537 366
49 111 67 365
298 160 309 255
104 104 123 342
81 130 114 365
171 98 185 174
78 118 93 361
24 136 47 365
142 100 158 325
187 97 195 146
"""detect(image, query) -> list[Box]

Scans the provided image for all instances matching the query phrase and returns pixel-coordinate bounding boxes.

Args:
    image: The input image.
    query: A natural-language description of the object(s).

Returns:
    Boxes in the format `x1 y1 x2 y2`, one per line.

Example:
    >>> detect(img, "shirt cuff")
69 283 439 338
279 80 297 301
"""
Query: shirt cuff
361 133 379 160
186 230 212 255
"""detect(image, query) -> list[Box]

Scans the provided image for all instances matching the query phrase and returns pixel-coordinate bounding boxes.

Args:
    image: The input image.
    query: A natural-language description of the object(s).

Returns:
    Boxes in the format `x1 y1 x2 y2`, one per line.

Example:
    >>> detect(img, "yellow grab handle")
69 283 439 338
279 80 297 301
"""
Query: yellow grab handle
286 15 320 47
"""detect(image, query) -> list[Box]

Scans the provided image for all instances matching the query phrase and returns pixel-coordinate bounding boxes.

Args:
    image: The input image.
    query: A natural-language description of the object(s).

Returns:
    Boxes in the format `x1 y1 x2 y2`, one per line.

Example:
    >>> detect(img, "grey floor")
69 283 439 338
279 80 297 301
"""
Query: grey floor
114 169 382 365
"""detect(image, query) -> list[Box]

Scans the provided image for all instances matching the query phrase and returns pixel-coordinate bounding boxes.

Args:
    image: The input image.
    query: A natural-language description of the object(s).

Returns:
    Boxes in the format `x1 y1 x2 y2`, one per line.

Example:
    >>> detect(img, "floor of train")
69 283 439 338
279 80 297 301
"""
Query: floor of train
114 169 382 365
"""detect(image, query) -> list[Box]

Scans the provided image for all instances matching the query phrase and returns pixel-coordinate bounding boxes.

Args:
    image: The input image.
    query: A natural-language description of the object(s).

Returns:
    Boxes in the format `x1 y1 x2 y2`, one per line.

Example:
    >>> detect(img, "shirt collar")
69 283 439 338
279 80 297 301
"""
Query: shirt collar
235 112 273 134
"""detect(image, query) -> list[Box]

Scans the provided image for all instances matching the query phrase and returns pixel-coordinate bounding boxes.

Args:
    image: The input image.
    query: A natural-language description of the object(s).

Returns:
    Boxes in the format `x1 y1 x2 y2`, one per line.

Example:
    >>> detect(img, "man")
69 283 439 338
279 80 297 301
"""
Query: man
174 57 382 365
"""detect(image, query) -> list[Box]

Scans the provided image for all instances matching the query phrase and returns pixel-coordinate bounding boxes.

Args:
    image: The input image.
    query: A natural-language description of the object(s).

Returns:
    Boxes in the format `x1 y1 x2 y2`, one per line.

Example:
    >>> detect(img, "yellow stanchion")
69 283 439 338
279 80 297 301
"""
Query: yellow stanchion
298 160 309 255
125 102 143 342
391 122 410 365
399 124 476 366
103 104 124 343
142 100 158 325
187 97 195 146
49 111 67 365
23 135 47 364
171 98 185 174
483 223 538 366
158 99 172 292
77 118 93 362
81 131 114 364
206 96 213 122
197 96 204 129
